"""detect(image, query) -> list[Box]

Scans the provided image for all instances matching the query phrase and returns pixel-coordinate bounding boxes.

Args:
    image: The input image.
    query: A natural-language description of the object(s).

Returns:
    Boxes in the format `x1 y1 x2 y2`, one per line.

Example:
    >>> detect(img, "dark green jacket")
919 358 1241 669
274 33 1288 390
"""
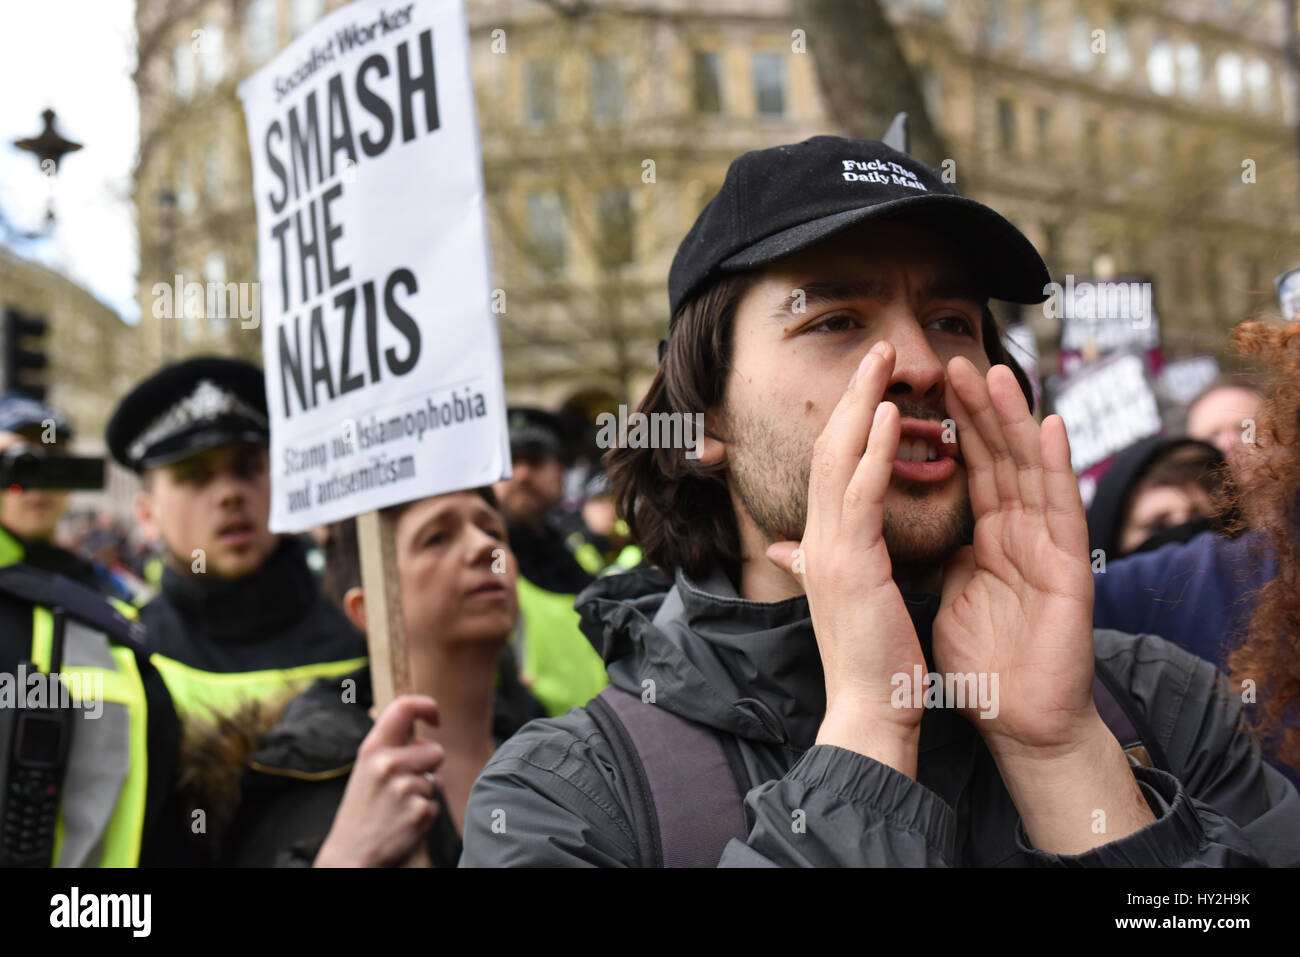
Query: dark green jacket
461 565 1300 867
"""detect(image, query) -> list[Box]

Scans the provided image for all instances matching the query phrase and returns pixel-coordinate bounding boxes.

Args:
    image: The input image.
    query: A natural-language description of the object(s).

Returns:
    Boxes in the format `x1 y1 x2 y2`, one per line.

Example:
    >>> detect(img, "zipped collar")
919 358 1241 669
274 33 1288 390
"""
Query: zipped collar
577 564 950 753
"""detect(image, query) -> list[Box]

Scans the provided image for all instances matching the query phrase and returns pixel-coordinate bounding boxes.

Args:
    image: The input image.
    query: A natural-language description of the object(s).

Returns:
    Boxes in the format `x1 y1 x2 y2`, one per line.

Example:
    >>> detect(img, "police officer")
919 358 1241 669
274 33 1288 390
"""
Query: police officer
494 407 607 715
0 509 185 866
0 393 146 605
560 468 643 576
105 357 366 722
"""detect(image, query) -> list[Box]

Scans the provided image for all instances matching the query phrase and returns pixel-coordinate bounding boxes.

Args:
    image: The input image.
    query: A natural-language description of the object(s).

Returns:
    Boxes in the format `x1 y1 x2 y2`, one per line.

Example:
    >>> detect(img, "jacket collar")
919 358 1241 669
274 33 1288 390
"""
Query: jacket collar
578 564 963 754
160 536 316 640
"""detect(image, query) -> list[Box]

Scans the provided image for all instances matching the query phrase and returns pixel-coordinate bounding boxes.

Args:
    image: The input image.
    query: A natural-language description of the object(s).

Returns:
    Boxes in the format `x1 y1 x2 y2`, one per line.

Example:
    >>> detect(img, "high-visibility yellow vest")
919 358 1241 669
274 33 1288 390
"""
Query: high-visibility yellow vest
26 606 151 867
1 525 154 867
513 575 608 717
150 654 367 723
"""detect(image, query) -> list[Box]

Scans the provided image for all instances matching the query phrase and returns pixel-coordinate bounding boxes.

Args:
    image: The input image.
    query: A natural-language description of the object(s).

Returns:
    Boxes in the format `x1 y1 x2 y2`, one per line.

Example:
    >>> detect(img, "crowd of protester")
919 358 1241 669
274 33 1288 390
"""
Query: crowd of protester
2 130 1299 868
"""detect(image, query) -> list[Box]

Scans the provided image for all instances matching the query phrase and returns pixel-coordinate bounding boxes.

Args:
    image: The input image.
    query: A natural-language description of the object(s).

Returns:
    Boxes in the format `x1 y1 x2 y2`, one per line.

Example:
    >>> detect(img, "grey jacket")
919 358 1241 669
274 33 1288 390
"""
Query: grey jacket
460 565 1300 867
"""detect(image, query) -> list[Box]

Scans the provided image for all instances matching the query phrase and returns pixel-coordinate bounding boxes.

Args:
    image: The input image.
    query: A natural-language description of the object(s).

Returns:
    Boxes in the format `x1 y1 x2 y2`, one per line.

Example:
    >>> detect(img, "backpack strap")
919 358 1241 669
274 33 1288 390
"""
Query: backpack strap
586 685 747 867
585 665 1167 867
1092 659 1170 772
0 564 144 650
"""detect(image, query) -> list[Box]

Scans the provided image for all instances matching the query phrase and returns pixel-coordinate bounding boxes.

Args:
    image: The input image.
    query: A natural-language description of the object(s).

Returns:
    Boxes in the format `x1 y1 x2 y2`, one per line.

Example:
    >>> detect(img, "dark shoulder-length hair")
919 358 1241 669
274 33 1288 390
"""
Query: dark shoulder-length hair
606 272 1026 582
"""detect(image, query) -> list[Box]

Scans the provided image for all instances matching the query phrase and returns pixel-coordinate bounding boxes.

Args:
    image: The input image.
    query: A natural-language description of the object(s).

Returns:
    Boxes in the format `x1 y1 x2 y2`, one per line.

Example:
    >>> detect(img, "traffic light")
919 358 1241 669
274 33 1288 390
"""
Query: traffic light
3 308 49 401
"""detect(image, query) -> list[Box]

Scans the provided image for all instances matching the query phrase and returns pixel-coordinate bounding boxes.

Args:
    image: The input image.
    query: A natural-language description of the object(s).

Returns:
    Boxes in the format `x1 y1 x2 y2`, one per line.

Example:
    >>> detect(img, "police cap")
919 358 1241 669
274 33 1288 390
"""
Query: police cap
106 357 269 473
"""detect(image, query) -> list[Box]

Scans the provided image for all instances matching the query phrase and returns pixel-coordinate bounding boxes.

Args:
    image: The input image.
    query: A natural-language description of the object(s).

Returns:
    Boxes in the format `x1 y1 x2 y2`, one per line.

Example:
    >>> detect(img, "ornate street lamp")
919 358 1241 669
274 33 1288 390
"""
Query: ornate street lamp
3 108 83 240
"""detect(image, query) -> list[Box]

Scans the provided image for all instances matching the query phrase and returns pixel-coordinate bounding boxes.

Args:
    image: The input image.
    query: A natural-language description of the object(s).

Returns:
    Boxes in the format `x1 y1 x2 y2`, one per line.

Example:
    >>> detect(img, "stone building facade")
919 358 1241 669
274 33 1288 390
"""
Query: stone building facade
133 0 1300 417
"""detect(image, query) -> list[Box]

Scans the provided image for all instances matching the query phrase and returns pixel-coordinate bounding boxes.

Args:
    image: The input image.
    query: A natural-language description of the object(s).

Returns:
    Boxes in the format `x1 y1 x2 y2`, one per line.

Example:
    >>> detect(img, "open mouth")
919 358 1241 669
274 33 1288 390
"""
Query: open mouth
892 419 959 483
896 437 940 463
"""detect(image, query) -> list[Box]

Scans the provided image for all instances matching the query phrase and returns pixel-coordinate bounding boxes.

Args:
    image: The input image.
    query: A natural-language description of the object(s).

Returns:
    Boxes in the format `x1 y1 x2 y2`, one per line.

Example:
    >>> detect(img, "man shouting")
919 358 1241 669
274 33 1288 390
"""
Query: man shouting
461 134 1300 867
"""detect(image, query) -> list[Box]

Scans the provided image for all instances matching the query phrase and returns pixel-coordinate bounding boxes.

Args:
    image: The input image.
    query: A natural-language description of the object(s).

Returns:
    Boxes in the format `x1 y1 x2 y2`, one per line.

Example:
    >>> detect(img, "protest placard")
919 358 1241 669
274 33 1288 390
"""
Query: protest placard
1052 350 1162 507
238 1 507 864
238 0 509 536
1050 274 1162 380
1277 268 1300 322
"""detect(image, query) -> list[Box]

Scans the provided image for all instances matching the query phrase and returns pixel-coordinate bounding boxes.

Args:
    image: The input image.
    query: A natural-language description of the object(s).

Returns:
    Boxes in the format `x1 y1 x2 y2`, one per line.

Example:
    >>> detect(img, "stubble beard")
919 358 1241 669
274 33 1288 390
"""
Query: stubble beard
724 403 973 574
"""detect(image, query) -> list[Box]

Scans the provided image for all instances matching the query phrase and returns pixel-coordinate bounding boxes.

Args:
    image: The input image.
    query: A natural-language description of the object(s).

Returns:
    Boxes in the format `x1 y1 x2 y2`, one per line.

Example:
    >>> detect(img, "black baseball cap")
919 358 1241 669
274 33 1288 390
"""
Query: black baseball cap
106 356 270 472
668 134 1050 321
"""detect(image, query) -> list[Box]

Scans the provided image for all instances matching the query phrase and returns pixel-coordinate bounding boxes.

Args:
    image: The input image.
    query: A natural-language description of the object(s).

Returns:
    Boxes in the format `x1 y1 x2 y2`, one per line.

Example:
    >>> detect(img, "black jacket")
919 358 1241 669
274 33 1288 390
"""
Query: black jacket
11 537 138 605
461 565 1300 867
507 516 593 595
140 536 365 673
218 655 545 867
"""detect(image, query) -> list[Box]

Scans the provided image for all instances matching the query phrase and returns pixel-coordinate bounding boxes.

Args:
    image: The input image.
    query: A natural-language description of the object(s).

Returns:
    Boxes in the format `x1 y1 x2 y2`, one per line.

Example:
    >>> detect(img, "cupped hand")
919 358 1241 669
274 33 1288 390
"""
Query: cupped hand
932 358 1097 756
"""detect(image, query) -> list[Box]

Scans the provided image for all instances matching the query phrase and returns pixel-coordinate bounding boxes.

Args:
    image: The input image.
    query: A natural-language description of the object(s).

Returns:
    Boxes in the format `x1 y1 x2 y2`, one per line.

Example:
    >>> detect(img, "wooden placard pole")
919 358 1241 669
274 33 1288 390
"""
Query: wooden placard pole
356 508 431 868
357 509 411 708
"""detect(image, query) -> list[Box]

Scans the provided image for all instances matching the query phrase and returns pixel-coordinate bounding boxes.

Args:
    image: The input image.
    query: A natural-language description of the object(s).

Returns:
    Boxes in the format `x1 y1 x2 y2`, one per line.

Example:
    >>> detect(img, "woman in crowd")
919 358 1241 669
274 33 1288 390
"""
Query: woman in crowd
213 486 545 866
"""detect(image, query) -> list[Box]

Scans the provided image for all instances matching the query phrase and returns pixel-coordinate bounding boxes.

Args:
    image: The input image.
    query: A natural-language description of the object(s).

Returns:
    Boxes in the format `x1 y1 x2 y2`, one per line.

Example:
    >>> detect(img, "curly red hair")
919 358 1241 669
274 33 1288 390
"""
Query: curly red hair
1226 319 1300 772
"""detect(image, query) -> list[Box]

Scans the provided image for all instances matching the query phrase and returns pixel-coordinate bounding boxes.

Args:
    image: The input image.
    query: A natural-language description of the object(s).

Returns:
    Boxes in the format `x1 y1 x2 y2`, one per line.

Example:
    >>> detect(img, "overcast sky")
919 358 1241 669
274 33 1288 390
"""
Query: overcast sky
0 0 139 322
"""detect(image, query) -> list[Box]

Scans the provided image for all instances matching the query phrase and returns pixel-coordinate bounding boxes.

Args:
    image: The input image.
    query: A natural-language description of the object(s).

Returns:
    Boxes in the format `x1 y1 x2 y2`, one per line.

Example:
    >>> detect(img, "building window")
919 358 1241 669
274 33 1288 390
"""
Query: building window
204 252 227 284
527 192 566 274
597 189 634 267
246 0 277 64
985 0 1006 49
198 24 224 87
176 157 197 214
997 98 1016 154
1084 117 1101 173
292 0 321 38
1041 221 1060 273
1117 121 1136 172
1147 39 1176 96
1204 247 1221 313
753 52 786 117
1246 59 1271 112
524 59 557 126
1105 24 1131 78
205 253 230 336
1216 51 1244 105
181 269 201 340
590 55 625 123
1070 15 1094 71
1024 2 1044 58
692 51 723 113
174 42 195 100
1034 106 1051 159
1177 42 1202 97
204 150 222 201
918 65 942 123
1245 256 1261 296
